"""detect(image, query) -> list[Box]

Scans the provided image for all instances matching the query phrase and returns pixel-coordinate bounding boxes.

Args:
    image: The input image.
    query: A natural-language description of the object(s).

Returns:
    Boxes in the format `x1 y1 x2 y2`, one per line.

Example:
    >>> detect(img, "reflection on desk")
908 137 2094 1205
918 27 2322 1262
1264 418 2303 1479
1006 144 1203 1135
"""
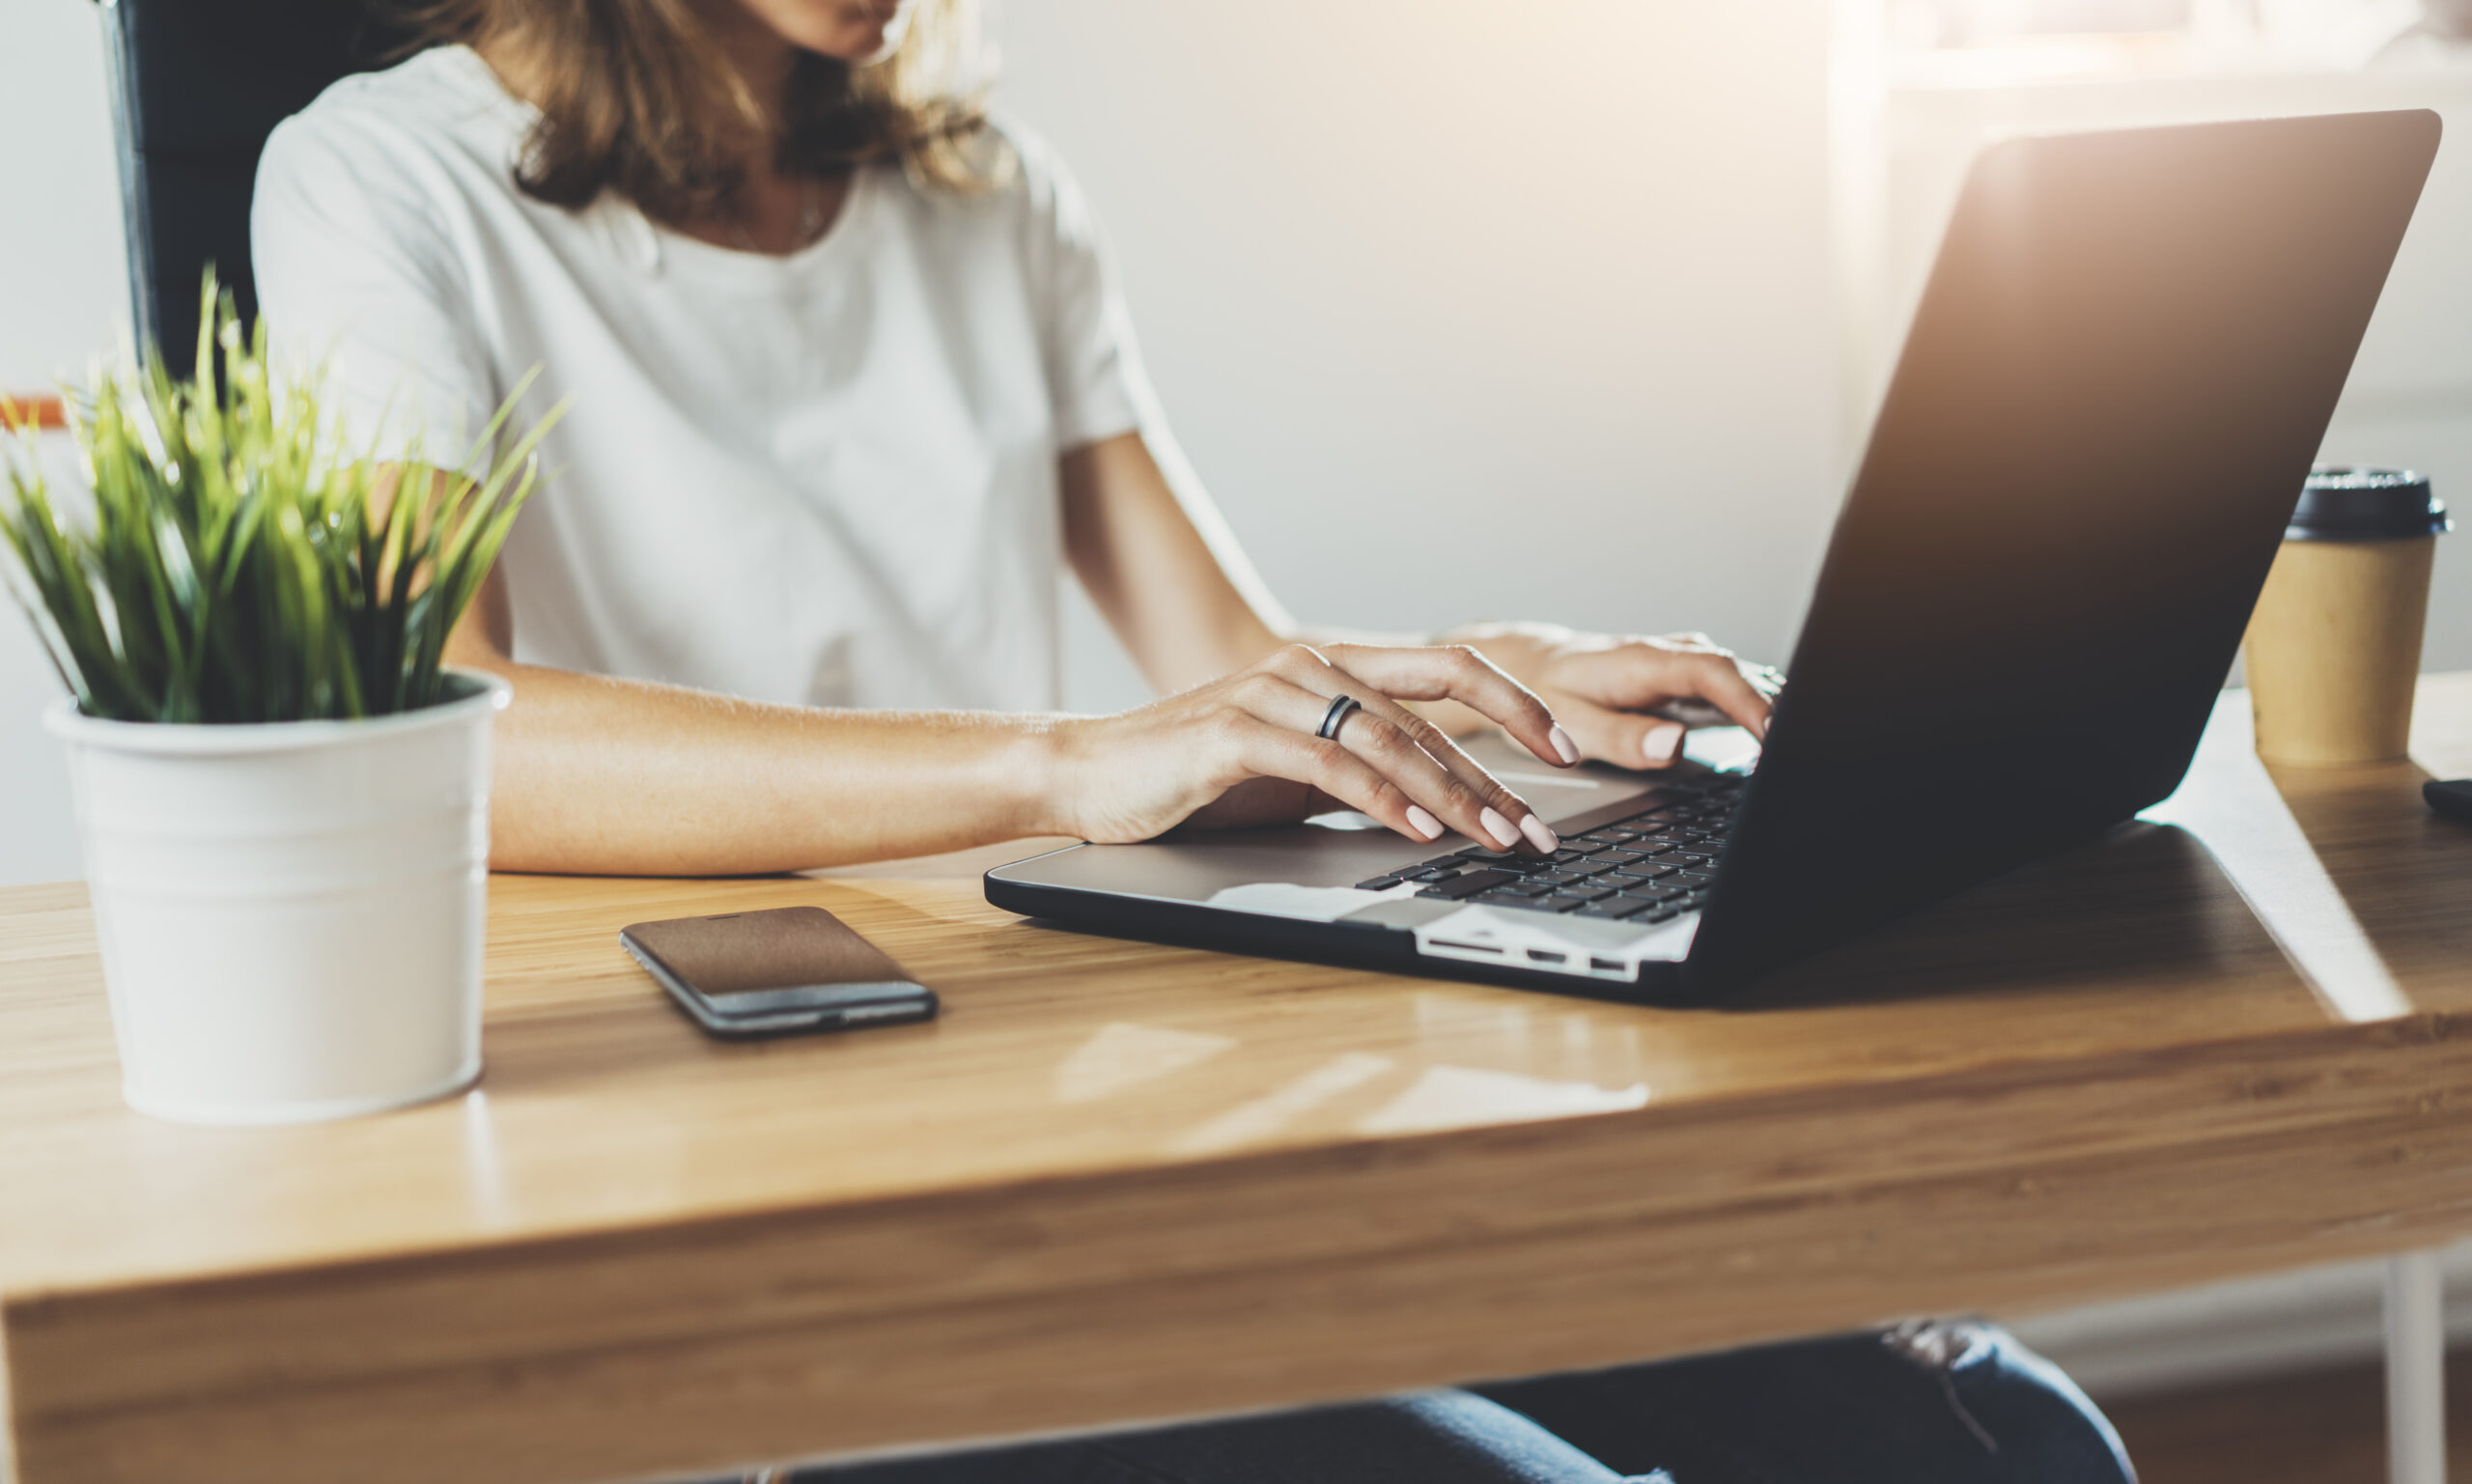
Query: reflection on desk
4 677 2471 1484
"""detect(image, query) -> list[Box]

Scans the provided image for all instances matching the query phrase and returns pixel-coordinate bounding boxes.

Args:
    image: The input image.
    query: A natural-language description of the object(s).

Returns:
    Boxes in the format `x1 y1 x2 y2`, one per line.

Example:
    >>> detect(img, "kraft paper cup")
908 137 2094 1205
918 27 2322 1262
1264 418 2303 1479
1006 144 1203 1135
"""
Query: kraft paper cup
2244 467 2450 766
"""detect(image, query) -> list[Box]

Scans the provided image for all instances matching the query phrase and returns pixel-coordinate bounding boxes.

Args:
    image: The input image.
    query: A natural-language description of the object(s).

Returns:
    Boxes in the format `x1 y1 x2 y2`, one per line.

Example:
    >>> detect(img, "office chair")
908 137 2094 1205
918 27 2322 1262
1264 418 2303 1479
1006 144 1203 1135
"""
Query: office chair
95 0 415 378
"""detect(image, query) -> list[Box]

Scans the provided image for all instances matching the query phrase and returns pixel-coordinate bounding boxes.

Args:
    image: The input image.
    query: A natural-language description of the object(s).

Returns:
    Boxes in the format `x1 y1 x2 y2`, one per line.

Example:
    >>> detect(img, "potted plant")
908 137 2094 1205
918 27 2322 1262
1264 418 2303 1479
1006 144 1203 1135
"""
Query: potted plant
0 284 559 1125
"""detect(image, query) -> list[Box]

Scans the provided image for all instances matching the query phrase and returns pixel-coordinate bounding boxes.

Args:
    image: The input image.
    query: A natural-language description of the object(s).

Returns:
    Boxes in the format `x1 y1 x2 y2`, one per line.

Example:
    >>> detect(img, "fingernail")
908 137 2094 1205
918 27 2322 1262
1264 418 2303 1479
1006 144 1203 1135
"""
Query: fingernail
1519 813 1559 854
1643 723 1684 764
1405 804 1444 841
1548 723 1580 766
1479 806 1522 850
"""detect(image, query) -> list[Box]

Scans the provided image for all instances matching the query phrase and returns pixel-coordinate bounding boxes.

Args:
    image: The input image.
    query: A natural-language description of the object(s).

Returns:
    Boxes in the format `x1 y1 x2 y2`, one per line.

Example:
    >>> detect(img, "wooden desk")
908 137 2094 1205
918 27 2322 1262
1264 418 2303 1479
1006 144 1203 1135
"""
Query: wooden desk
7 679 2472 1484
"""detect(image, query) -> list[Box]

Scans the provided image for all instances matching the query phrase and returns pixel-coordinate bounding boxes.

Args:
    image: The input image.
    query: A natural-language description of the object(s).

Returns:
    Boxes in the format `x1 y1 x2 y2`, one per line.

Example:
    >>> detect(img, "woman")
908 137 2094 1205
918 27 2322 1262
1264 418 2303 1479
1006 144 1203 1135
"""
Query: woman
251 2 2136 1479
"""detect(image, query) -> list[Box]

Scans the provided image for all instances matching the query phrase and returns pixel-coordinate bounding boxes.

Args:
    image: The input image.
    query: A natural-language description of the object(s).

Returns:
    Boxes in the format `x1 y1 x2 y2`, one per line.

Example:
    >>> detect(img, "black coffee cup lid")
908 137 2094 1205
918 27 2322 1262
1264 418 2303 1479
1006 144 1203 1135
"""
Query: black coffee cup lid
2288 466 2452 542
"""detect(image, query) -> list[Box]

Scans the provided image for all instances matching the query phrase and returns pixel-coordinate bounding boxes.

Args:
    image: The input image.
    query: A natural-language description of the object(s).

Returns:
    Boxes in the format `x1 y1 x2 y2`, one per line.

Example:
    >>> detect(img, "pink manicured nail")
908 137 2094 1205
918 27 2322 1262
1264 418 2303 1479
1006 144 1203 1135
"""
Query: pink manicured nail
1478 806 1522 850
1405 804 1444 841
1643 723 1684 764
1548 723 1580 766
1519 813 1559 854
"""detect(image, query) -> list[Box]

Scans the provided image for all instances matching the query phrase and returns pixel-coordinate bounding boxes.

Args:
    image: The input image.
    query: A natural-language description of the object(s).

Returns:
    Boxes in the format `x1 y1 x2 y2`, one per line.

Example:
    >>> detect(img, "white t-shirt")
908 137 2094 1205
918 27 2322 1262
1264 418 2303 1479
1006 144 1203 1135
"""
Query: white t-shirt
252 45 1149 712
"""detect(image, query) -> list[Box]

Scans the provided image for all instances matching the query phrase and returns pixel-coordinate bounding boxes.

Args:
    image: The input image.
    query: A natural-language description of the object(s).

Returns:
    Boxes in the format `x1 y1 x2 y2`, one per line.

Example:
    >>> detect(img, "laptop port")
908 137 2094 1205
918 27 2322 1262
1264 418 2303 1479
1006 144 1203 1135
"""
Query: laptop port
1429 939 1502 955
1527 949 1567 965
1590 957 1625 973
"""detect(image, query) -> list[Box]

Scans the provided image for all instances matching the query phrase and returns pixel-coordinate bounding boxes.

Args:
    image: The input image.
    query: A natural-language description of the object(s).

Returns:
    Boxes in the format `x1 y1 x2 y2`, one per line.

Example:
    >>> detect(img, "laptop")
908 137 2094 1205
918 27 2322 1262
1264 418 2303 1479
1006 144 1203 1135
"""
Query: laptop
988 111 2440 1002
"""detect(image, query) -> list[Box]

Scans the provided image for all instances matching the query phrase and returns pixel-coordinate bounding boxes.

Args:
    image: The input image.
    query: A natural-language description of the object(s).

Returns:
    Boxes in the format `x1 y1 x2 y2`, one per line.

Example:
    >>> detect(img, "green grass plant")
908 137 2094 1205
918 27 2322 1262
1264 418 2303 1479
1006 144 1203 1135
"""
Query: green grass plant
0 279 562 724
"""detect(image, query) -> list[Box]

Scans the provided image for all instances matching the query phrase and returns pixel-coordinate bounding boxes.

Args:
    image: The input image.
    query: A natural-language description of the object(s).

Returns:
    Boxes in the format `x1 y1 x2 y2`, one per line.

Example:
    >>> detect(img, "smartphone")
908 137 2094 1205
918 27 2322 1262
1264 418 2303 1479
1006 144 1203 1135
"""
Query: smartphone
619 906 938 1039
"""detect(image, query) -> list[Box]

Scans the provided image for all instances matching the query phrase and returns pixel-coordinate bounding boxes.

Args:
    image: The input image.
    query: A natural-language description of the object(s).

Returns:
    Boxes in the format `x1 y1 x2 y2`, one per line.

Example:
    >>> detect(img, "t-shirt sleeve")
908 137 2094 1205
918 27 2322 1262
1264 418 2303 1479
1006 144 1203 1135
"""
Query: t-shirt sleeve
1012 129 1153 452
250 108 499 468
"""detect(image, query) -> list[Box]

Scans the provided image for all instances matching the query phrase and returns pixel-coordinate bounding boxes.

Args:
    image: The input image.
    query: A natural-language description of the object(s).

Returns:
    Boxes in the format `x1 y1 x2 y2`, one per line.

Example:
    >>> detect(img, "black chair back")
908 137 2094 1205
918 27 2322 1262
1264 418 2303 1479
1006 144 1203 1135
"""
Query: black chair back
97 0 416 377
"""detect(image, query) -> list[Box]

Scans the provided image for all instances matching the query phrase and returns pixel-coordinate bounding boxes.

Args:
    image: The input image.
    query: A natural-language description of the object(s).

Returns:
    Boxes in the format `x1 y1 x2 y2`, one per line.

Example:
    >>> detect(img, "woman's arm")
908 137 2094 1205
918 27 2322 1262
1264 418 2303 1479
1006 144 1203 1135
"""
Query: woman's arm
439 503 1574 873
443 565 1058 875
1061 430 1447 686
1062 431 1781 763
1060 429 1294 691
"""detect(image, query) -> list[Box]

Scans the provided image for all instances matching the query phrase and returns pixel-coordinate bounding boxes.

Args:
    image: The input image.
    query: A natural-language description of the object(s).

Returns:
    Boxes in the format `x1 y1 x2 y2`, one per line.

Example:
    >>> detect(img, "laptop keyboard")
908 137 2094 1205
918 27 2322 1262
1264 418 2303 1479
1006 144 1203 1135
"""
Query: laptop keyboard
1353 774 1744 926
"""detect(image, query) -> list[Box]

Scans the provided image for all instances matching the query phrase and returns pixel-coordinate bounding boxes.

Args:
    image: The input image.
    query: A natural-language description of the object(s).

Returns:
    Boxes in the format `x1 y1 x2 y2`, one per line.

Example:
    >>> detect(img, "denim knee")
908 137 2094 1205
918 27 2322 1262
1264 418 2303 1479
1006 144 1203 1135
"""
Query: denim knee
1475 1320 2135 1484
791 1389 1650 1484
1884 1319 2136 1484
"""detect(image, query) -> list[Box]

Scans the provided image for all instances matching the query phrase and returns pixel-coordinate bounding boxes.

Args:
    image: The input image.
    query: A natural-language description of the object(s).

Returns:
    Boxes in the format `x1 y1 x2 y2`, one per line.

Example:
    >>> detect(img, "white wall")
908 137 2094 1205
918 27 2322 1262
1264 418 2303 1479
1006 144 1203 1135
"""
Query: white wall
0 0 122 887
0 0 126 392
987 0 1844 713
0 431 83 887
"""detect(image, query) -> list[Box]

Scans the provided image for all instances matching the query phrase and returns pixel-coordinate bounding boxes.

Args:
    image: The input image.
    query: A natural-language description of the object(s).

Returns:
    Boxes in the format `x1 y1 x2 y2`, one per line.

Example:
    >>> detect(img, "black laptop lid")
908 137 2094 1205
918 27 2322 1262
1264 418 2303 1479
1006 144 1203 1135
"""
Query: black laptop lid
1687 110 2439 995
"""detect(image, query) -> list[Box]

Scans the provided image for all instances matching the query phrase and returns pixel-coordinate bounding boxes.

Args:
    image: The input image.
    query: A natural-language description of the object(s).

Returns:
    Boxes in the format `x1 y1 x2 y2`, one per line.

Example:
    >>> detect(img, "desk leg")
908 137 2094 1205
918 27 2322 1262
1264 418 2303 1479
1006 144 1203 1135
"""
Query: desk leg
2389 1250 2448 1484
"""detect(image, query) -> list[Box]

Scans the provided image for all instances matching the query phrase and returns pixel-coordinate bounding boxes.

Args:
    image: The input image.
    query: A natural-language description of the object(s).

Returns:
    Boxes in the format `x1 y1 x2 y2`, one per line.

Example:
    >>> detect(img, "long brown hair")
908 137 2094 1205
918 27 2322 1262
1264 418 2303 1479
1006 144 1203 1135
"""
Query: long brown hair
399 0 994 224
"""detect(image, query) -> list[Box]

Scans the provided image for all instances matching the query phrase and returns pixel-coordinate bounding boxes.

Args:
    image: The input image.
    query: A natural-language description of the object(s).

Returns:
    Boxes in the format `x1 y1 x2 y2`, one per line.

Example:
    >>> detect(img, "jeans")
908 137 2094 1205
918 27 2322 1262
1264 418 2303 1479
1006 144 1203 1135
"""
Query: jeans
789 1321 2135 1484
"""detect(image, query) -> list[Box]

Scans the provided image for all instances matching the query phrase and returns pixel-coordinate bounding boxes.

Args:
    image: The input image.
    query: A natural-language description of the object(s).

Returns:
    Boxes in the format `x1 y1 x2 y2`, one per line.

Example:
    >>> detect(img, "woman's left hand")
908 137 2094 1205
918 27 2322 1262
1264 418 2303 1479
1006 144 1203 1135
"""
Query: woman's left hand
1447 622 1783 769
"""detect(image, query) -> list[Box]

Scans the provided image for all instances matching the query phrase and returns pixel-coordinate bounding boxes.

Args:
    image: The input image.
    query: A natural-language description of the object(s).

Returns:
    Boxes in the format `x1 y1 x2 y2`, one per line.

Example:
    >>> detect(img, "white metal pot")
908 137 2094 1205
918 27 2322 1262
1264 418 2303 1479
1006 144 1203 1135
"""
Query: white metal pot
45 670 511 1125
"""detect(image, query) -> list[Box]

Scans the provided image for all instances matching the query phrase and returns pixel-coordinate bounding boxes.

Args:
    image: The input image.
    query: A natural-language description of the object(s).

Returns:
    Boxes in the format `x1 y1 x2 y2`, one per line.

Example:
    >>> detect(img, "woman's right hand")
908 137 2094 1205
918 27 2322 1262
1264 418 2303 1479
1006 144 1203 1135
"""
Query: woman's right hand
1043 642 1580 853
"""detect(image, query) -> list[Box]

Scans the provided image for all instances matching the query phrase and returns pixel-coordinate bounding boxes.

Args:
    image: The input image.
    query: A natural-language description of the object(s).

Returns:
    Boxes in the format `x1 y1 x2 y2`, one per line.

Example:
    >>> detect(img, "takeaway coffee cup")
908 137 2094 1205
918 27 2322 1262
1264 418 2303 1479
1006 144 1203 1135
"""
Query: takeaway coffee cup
2243 466 2452 765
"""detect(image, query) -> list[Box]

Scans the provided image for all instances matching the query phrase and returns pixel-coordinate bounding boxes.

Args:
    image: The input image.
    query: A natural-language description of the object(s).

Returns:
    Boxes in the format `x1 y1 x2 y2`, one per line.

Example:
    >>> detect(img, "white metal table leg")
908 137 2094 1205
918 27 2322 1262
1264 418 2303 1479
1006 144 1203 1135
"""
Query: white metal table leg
2389 1250 2447 1484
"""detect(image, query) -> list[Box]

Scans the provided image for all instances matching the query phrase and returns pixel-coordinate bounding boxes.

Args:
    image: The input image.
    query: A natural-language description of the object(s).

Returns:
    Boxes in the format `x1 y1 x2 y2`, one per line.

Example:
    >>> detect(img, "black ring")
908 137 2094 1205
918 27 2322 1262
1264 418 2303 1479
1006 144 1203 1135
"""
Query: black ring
1317 693 1362 741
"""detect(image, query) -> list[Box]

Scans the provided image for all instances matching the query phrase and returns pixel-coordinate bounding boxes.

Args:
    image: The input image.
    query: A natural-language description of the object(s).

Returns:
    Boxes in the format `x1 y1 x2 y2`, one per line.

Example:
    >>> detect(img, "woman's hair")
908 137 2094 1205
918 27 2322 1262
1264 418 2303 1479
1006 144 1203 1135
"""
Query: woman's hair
398 0 995 223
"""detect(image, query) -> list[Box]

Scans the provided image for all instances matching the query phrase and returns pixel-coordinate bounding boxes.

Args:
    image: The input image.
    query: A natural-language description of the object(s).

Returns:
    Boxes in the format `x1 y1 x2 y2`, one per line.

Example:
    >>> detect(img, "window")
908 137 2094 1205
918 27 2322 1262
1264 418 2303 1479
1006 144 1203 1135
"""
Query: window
1909 0 2192 46
1888 0 2466 77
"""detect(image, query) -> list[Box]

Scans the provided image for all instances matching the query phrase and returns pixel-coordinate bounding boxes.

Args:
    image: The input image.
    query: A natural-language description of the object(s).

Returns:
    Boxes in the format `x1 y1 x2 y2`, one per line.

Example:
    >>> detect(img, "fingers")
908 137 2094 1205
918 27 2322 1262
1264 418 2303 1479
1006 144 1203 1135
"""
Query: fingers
1257 645 1560 850
1662 650 1775 738
1558 698 1693 771
1224 666 1538 851
1560 643 1779 746
1308 641 1574 769
1374 702 1559 852
1216 713 1442 848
